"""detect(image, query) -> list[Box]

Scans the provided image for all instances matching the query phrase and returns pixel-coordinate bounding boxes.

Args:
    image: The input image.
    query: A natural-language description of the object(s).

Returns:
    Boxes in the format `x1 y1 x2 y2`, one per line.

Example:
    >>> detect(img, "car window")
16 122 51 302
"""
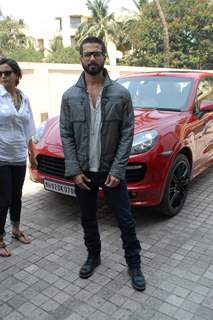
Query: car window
194 77 213 112
118 76 193 111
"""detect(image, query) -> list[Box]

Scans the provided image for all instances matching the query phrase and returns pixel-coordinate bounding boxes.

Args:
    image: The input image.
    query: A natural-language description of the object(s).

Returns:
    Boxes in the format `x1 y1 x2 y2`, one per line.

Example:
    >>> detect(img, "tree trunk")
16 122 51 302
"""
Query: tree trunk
154 0 169 67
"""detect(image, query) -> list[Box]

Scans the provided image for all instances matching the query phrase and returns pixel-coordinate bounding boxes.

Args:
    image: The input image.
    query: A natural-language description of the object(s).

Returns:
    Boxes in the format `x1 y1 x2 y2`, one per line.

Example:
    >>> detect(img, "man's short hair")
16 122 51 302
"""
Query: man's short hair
80 37 107 55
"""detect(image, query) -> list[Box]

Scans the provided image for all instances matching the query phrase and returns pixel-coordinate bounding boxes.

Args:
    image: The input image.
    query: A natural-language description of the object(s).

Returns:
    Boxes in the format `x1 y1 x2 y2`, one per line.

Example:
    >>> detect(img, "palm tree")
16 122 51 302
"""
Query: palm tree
75 0 117 66
133 0 148 9
153 0 169 67
133 0 169 67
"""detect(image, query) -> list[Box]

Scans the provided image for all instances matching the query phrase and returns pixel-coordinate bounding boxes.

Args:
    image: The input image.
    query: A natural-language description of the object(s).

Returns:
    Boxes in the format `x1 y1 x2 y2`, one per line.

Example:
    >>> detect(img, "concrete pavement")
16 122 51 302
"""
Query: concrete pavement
0 167 213 320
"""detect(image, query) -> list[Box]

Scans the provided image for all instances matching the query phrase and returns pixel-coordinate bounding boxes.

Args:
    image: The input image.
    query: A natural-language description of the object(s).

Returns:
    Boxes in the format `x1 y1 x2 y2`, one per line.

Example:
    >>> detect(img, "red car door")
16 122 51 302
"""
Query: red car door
194 77 213 172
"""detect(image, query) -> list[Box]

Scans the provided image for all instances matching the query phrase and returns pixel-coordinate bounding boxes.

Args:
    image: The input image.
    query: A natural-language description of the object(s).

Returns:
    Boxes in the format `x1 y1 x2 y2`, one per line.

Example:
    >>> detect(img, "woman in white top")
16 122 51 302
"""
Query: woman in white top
0 58 37 257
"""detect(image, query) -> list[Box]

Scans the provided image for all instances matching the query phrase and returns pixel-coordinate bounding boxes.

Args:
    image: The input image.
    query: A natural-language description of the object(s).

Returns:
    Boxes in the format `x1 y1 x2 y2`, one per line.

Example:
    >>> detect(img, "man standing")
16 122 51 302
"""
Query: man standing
60 37 145 291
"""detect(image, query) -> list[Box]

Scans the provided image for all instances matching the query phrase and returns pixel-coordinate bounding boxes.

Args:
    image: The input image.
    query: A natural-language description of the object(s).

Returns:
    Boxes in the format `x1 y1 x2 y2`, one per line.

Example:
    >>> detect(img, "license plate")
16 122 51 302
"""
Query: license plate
44 178 76 197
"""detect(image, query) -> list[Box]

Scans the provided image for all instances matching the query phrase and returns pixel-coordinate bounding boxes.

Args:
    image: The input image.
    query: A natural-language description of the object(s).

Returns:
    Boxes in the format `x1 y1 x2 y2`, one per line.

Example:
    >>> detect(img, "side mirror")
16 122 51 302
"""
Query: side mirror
200 100 213 112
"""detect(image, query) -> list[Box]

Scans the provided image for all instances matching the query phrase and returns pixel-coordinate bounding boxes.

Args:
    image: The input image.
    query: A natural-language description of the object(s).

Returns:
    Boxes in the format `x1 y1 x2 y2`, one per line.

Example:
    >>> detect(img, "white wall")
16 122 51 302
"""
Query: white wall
19 62 83 124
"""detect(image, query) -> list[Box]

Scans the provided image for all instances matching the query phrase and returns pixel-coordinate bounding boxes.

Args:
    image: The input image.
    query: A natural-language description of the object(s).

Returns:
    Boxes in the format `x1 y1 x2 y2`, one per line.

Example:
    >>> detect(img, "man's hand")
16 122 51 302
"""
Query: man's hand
73 174 91 190
104 175 120 188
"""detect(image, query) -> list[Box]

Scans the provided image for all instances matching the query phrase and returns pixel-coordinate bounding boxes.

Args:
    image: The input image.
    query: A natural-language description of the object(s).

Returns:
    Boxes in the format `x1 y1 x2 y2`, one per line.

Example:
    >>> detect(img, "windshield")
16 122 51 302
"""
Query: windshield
118 76 193 111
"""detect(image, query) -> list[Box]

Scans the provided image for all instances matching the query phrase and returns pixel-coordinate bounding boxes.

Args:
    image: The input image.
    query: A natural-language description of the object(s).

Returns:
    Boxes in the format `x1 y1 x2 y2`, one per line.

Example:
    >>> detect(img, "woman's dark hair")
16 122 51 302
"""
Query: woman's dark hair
0 58 22 85
80 36 107 56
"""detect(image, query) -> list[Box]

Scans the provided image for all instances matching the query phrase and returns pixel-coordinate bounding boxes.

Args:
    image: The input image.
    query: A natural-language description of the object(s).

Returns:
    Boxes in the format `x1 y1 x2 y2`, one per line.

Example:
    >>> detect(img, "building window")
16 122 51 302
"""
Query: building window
40 112 48 122
37 39 44 50
55 17 62 31
70 16 81 29
70 36 76 46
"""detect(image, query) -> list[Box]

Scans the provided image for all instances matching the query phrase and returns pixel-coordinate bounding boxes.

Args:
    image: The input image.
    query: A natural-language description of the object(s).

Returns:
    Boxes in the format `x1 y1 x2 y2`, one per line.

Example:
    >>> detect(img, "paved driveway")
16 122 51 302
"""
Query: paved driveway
1 168 213 320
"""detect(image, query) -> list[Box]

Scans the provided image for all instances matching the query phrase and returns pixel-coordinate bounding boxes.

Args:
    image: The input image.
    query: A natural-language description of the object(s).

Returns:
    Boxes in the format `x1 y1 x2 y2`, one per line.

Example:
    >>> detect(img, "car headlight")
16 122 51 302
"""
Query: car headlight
131 129 159 154
32 121 47 144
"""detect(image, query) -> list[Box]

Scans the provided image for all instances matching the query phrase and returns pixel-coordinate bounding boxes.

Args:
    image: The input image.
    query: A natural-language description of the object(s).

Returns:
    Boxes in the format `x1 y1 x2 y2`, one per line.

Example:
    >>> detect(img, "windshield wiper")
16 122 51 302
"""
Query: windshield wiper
134 106 156 109
134 106 181 112
156 107 181 112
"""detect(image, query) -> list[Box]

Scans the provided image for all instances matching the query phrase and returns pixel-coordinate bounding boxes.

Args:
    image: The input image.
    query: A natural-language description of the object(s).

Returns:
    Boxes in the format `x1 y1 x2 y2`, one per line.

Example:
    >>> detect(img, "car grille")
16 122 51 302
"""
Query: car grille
126 163 146 182
37 155 146 182
37 155 65 178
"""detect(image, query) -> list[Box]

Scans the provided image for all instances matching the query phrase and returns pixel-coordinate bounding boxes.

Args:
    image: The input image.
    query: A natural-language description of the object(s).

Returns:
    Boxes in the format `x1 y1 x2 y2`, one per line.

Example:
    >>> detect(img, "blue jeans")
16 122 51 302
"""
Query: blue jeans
75 172 141 268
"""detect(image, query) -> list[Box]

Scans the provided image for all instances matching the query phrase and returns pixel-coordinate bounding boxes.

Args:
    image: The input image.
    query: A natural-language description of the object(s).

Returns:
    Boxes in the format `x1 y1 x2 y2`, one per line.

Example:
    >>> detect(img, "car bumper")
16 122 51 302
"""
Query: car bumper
30 166 166 207
30 141 174 207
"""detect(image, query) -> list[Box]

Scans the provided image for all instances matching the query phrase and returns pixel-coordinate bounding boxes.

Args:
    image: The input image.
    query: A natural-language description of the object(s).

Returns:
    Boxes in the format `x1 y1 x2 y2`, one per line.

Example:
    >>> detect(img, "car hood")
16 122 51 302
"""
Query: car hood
134 108 182 133
44 109 182 145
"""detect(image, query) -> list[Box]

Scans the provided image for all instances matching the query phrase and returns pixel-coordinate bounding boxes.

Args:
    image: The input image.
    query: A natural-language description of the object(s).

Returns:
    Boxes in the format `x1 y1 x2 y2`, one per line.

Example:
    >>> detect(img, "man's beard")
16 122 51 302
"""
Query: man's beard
82 62 104 75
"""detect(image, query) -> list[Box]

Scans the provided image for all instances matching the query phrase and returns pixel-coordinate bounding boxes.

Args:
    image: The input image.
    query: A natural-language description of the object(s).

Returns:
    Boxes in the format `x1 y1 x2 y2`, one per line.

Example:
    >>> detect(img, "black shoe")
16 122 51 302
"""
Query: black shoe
128 267 146 291
79 255 101 279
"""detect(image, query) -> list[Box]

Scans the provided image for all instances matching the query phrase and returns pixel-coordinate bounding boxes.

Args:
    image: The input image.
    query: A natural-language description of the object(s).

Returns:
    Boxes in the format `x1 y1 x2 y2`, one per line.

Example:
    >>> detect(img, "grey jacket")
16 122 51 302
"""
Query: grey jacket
60 69 134 180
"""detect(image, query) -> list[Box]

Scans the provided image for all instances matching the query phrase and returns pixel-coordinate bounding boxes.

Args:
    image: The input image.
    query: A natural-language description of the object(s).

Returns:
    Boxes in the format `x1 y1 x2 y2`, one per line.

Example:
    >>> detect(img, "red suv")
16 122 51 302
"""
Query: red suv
30 71 213 216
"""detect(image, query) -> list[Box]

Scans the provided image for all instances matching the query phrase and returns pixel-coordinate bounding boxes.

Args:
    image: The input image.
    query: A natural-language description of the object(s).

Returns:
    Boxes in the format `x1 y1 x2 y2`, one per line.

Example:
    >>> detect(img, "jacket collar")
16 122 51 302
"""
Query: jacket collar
76 68 113 90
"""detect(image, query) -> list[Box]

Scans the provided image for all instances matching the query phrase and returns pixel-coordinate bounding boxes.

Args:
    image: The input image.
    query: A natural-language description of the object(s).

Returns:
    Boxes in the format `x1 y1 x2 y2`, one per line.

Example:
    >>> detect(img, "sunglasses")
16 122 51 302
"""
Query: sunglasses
0 70 14 77
81 51 104 59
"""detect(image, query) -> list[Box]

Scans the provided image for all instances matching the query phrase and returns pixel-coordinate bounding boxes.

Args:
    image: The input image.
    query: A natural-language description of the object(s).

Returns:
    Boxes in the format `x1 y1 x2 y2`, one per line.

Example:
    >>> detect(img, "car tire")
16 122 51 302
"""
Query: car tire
157 154 191 217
